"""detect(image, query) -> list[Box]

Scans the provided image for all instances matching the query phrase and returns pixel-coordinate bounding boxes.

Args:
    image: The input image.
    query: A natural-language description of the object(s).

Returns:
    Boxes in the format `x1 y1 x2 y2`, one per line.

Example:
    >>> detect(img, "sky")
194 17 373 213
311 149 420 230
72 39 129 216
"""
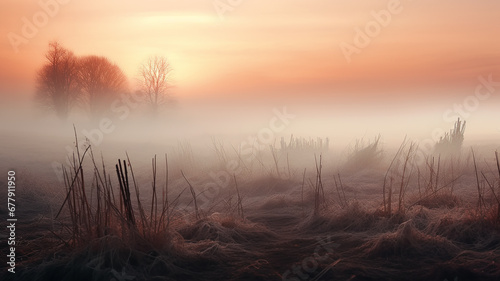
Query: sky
1 0 500 109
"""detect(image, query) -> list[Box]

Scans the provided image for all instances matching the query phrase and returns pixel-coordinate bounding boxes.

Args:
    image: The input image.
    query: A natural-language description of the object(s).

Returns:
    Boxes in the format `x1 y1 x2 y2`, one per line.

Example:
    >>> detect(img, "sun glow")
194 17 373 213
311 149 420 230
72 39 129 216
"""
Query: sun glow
133 13 217 25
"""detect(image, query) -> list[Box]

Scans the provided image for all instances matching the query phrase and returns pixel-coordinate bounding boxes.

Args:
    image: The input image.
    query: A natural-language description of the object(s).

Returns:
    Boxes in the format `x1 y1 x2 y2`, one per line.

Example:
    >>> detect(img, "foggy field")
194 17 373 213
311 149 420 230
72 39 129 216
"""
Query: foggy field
1 113 500 281
2 1 500 280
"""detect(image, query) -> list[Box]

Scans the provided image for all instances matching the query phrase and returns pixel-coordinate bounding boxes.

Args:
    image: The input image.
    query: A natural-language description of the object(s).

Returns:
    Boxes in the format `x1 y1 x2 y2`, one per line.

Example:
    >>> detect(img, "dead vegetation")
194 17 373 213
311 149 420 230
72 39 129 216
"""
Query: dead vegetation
435 118 466 155
5 129 500 281
344 135 383 172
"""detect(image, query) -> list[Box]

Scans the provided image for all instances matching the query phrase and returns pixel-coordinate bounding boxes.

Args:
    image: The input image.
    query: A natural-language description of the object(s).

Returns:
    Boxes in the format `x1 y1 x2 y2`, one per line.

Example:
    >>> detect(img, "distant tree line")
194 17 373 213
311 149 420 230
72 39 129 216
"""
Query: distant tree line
35 41 173 119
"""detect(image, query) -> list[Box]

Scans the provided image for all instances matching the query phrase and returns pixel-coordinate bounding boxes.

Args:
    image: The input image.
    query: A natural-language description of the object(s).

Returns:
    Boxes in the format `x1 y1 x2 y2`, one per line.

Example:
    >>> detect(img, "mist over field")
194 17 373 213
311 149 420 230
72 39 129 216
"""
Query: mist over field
2 1 500 281
2 95 499 180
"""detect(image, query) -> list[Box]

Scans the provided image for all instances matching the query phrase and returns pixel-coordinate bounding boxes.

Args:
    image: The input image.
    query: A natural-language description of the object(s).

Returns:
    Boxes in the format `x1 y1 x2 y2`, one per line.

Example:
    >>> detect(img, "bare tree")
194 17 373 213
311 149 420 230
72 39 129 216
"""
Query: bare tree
138 56 173 116
35 41 79 119
78 55 128 118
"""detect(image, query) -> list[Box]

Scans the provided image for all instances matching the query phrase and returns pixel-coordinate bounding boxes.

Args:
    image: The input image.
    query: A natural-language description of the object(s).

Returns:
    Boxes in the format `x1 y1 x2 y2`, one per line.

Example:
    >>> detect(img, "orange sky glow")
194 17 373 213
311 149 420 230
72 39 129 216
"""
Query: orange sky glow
1 0 500 104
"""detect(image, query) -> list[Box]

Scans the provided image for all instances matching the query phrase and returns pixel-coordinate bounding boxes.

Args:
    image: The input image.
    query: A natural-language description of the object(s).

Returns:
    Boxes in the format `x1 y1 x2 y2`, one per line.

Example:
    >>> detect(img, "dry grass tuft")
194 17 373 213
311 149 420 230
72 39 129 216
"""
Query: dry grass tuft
344 135 383 172
361 220 460 259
